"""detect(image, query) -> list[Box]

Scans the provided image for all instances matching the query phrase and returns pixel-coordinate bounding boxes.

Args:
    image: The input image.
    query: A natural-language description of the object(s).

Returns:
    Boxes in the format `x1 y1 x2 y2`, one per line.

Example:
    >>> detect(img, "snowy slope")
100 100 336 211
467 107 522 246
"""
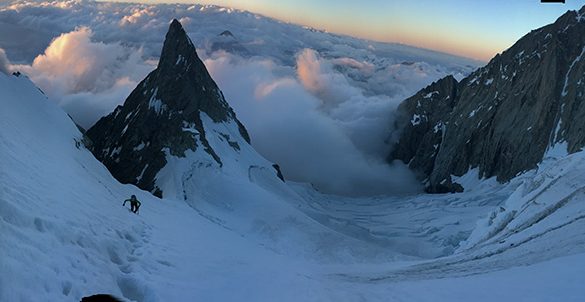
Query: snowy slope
0 72 393 301
0 73 162 300
1 71 585 301
0 72 353 301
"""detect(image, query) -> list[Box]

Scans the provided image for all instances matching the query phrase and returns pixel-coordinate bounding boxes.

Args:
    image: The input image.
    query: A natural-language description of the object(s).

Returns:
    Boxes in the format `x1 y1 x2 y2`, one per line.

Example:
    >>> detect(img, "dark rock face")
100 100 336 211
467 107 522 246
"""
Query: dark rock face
390 7 585 193
87 19 250 197
272 164 285 182
80 294 122 302
390 75 458 182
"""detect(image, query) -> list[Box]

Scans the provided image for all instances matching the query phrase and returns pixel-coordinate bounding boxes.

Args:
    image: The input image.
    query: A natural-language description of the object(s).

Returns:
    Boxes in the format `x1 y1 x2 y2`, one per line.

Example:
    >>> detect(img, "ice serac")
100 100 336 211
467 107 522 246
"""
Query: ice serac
390 6 585 193
87 19 255 197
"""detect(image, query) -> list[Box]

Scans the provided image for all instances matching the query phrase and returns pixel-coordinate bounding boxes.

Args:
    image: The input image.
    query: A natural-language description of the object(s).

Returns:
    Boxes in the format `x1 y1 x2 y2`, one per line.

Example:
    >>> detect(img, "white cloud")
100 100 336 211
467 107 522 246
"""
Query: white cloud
0 48 10 74
204 51 421 195
119 7 156 26
296 49 401 157
12 26 154 128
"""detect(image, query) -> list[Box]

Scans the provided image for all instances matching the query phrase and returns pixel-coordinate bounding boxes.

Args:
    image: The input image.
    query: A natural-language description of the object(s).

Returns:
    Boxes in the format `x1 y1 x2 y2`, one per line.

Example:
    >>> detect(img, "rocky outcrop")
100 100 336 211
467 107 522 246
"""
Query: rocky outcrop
272 164 285 182
390 6 585 193
87 19 251 197
390 76 458 182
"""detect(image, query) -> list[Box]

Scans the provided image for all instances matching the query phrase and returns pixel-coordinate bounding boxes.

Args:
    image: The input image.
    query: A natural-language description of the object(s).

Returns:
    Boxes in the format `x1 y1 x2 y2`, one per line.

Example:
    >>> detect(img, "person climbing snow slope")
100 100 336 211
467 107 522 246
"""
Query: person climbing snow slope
123 195 141 214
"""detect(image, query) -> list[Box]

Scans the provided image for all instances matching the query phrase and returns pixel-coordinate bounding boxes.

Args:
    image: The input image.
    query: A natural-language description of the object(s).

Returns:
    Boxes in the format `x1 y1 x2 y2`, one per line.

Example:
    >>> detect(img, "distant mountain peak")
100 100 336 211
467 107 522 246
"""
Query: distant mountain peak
210 29 249 55
219 30 234 38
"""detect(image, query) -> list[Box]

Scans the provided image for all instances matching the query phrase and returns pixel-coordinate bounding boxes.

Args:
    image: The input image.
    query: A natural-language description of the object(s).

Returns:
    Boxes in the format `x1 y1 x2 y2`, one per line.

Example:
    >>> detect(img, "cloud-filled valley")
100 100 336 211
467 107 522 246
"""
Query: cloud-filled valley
0 0 482 195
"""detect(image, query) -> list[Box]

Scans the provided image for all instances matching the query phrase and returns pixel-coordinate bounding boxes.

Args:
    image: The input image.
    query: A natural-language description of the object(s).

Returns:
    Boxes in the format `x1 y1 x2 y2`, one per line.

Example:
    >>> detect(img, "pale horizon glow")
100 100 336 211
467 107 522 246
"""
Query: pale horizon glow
102 0 584 61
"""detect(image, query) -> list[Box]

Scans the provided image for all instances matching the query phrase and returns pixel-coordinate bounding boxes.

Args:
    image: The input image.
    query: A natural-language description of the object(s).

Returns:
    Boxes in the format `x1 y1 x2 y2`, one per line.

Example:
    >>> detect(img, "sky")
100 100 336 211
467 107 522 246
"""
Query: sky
105 0 585 60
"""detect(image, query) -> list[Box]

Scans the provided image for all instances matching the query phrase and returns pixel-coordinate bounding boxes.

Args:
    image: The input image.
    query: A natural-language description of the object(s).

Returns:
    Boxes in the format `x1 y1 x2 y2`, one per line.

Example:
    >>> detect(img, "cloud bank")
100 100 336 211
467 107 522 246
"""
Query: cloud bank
204 51 419 195
0 48 10 74
13 26 154 128
0 0 482 195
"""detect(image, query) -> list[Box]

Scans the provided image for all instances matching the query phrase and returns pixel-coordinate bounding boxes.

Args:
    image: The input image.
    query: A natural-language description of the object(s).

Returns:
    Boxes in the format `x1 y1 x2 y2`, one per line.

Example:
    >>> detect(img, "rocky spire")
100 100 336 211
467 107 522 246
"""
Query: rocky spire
87 19 250 197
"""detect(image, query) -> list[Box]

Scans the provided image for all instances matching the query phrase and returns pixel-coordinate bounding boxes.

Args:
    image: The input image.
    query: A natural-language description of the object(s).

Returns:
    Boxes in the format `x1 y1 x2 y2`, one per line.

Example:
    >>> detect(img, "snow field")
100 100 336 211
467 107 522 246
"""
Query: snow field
1 73 585 301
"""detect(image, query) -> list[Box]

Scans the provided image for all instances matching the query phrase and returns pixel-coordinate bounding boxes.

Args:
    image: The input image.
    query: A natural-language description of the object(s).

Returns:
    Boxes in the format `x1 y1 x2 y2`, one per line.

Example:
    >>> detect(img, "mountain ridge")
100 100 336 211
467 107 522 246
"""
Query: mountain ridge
390 6 585 193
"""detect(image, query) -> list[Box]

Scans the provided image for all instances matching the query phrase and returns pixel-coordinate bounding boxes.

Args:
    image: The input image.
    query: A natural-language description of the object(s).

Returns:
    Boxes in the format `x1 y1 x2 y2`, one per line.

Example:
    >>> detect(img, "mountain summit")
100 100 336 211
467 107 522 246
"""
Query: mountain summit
210 29 249 55
87 19 257 197
391 6 585 193
219 30 234 37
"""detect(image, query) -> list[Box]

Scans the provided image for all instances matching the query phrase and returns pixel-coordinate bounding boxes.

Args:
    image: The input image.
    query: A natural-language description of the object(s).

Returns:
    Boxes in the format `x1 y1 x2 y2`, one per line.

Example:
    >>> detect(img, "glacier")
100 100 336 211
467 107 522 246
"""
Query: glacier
1 69 585 301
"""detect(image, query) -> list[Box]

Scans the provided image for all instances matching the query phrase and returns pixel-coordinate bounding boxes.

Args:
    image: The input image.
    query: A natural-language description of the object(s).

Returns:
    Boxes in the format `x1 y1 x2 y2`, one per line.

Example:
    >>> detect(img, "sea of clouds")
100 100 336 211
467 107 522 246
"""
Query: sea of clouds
0 0 482 196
